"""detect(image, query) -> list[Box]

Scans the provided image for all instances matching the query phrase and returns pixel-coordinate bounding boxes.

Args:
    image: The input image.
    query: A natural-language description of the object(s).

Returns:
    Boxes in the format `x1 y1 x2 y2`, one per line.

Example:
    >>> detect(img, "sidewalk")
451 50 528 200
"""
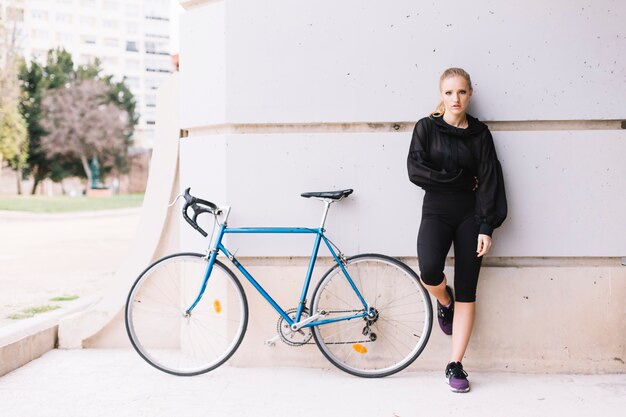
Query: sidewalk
0 208 140 327
0 349 624 417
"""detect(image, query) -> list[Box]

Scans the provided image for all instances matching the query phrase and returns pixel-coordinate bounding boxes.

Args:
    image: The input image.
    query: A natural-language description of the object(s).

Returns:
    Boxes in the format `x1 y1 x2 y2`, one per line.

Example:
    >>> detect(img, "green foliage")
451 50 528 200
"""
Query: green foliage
18 48 137 192
0 105 28 168
8 305 61 320
19 51 76 192
49 295 80 302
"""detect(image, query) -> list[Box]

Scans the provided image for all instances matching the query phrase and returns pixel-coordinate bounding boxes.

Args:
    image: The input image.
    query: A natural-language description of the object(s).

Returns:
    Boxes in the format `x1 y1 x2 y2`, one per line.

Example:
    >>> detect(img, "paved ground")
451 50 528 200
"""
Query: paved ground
0 349 624 417
0 209 139 326
1 208 625 416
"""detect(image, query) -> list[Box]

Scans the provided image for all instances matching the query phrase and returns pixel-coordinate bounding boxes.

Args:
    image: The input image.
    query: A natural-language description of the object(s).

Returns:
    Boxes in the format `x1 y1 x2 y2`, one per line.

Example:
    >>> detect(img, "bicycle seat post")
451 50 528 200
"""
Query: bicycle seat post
319 200 333 230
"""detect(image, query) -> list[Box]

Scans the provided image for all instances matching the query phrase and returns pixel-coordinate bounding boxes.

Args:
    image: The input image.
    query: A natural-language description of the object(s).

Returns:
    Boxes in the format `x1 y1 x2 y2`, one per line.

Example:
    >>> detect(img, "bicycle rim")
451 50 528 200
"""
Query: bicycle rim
311 254 432 377
125 253 248 376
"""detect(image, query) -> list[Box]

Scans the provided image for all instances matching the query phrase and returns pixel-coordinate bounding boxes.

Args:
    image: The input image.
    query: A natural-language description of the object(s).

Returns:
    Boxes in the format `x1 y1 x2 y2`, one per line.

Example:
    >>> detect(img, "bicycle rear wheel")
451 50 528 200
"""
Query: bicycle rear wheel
125 252 248 376
311 254 432 377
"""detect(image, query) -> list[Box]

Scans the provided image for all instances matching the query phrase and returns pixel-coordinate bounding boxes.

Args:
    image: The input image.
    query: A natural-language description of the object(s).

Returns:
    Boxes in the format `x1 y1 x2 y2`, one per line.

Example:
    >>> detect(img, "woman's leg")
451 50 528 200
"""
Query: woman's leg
423 278 451 306
451 302 475 362
450 215 483 361
417 216 454 305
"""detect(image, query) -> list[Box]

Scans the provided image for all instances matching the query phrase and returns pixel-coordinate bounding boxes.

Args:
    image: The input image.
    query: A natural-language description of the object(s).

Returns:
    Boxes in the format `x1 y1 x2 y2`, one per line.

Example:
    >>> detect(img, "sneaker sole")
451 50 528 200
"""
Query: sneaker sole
446 378 470 393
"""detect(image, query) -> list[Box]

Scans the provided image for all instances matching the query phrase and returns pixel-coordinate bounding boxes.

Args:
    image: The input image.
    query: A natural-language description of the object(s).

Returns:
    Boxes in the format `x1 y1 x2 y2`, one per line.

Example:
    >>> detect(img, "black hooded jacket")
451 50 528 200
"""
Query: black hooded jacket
407 114 507 236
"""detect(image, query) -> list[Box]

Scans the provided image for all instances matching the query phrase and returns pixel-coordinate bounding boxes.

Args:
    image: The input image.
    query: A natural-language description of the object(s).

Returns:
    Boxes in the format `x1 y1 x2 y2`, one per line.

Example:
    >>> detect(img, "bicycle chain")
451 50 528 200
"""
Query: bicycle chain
300 309 374 345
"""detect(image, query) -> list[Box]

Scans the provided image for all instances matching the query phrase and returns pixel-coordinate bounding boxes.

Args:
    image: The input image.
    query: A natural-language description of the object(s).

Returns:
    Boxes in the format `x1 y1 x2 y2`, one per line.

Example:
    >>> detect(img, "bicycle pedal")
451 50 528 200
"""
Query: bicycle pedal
264 335 280 347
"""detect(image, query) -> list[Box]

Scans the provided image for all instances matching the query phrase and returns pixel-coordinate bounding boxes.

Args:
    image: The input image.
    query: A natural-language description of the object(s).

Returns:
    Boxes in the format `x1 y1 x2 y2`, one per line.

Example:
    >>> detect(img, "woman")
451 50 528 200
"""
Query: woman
407 67 507 393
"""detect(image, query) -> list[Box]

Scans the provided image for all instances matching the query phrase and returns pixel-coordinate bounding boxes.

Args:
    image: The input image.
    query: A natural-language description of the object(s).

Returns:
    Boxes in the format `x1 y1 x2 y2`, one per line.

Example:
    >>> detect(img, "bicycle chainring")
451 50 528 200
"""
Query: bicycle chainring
276 307 313 347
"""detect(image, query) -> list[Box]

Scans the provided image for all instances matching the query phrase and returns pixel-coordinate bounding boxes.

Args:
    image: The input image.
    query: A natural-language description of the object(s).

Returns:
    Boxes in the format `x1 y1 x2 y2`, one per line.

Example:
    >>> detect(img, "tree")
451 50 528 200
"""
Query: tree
19 49 76 193
19 49 137 193
0 13 29 193
39 79 129 188
0 106 28 190
78 59 138 178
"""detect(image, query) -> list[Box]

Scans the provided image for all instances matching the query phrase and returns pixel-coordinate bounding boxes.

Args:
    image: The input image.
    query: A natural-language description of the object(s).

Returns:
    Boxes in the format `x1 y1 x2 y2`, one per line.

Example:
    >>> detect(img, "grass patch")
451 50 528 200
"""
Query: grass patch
8 305 61 320
49 295 80 302
0 193 144 213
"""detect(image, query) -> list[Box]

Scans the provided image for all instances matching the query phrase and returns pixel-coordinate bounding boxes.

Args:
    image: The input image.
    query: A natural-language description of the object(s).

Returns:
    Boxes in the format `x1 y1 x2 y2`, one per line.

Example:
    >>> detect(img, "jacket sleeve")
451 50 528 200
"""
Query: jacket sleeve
475 130 508 236
407 119 474 189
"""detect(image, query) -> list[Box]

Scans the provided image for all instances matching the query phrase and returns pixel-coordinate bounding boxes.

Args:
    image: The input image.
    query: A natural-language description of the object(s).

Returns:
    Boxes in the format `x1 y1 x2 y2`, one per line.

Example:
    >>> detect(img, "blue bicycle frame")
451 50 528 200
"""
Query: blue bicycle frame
186 219 371 329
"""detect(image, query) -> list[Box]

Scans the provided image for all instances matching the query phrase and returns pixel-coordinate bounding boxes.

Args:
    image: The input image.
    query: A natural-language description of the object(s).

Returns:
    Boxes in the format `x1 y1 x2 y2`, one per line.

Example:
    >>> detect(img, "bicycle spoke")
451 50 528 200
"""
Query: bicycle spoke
126 254 248 376
312 254 432 377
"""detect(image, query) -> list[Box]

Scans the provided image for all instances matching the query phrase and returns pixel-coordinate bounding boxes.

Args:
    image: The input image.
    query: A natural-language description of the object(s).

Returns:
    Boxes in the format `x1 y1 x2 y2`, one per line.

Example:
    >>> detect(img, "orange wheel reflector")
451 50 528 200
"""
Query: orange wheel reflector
214 300 222 314
353 344 367 354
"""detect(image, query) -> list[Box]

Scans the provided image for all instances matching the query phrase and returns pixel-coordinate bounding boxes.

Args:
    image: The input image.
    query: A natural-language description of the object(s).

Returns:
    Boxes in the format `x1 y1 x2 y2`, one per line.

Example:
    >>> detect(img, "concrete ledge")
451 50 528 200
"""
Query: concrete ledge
0 296 98 376
0 326 57 377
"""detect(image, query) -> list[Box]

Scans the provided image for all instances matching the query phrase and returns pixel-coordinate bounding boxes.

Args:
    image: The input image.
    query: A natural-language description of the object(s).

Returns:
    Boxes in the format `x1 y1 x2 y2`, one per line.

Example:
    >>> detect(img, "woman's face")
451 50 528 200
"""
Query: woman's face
440 75 472 116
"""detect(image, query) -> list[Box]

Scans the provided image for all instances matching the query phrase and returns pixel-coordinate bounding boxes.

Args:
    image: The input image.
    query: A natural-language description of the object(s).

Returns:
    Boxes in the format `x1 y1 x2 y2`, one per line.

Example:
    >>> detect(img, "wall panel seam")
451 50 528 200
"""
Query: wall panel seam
182 120 625 136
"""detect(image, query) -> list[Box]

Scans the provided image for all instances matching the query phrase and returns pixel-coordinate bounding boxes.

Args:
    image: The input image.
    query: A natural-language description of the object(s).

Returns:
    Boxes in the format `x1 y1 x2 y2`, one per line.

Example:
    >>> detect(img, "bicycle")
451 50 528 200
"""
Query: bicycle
125 188 433 378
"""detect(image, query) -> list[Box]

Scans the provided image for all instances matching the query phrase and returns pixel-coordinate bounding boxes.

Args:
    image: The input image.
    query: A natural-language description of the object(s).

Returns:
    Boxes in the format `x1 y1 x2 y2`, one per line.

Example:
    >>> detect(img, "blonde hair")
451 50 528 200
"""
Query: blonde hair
431 67 473 117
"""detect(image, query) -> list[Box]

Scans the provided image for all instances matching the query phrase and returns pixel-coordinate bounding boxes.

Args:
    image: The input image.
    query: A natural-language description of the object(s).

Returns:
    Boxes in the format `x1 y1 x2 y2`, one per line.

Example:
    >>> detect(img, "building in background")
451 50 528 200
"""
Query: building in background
0 0 174 149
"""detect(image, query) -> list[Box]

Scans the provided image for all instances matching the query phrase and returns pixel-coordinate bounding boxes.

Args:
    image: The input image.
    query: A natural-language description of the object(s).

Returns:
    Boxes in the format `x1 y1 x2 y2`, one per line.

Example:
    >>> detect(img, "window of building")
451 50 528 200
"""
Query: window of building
145 41 155 54
145 33 170 40
32 29 50 40
126 41 139 52
57 32 75 43
80 15 96 26
79 54 95 65
126 23 139 35
124 76 140 89
145 1 170 18
145 77 158 90
81 34 97 45
30 10 49 20
144 94 157 108
103 38 119 48
125 4 140 17
145 15 169 22
56 13 73 24
103 19 118 29
126 59 140 71
101 56 119 67
145 41 169 55
103 1 119 10
145 58 172 74
144 20 169 39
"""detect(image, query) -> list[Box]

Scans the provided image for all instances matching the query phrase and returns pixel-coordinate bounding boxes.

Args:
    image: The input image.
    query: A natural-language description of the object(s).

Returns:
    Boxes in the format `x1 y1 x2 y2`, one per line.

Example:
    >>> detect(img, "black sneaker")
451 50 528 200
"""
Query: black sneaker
436 286 454 335
445 361 470 393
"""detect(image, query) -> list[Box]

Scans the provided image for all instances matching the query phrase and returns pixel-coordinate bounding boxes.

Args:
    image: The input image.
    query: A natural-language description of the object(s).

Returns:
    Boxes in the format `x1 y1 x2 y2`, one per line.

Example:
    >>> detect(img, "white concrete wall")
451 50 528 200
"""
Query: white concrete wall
179 130 626 257
175 0 626 372
179 0 626 256
181 0 626 123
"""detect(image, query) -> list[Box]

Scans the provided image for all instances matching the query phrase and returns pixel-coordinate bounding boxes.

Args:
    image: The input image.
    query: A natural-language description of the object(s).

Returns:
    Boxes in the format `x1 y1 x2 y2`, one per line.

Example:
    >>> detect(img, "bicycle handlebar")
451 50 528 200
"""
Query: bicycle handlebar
181 187 221 237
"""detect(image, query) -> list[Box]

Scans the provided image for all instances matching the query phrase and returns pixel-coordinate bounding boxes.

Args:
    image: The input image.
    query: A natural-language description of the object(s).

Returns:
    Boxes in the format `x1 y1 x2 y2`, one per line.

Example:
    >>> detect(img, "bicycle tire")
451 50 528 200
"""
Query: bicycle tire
311 253 432 378
125 252 248 376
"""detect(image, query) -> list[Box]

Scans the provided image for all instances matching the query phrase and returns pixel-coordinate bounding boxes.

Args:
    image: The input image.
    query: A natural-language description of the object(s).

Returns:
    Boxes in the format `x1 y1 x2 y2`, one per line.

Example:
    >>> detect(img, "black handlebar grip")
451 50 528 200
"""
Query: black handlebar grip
181 187 220 237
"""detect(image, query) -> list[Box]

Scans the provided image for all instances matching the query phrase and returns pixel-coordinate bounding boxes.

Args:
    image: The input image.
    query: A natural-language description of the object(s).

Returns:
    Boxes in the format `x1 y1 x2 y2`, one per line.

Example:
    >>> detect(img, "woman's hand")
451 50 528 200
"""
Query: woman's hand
477 234 492 257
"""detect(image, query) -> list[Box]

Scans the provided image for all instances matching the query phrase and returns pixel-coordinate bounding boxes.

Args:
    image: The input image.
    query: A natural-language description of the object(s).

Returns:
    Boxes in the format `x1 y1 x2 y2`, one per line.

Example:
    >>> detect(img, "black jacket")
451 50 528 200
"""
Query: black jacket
407 114 507 236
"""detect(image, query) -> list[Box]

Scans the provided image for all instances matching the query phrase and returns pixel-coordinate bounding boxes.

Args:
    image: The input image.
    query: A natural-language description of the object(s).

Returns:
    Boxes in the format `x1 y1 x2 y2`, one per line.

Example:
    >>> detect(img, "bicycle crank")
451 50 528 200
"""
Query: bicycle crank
276 308 313 346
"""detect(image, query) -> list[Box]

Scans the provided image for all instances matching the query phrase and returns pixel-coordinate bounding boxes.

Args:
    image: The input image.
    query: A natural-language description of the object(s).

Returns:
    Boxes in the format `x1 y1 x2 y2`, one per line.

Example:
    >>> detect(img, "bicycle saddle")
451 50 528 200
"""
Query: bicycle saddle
300 189 353 200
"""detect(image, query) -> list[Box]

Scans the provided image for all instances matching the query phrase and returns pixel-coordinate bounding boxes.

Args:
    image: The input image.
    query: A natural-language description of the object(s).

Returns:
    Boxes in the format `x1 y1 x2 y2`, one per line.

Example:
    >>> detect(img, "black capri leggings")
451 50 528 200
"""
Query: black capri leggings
417 190 482 303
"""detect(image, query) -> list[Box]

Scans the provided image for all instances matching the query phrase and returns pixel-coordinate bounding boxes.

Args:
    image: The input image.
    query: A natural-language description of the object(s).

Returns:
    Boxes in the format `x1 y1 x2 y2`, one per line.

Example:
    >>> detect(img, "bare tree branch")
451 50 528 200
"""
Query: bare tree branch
39 79 128 186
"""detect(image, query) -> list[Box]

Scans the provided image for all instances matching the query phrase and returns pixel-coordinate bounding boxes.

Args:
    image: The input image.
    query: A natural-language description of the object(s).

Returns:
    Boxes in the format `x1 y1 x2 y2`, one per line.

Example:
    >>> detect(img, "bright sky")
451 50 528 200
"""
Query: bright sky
169 0 185 54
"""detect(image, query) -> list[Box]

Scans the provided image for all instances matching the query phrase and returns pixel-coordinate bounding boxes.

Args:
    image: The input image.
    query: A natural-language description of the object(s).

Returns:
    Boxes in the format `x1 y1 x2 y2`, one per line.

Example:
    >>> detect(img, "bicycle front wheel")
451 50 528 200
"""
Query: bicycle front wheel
125 252 248 376
311 254 432 377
